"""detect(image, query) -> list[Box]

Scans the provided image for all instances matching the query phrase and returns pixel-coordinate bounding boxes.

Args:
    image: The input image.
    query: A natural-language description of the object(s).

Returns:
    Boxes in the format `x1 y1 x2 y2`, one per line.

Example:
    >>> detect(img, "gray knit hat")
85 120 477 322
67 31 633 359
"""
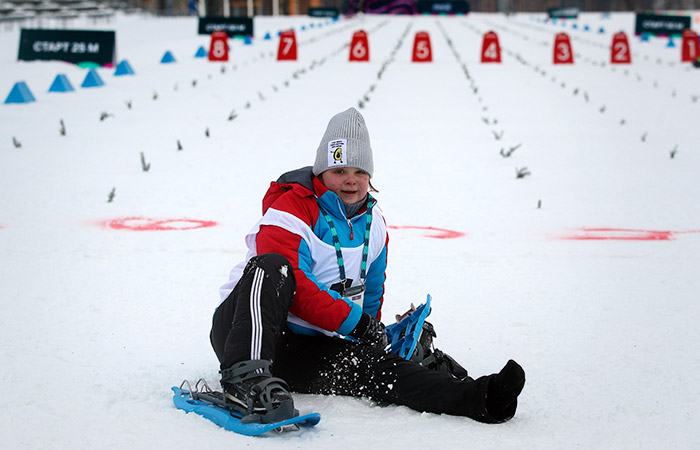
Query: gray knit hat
313 107 374 178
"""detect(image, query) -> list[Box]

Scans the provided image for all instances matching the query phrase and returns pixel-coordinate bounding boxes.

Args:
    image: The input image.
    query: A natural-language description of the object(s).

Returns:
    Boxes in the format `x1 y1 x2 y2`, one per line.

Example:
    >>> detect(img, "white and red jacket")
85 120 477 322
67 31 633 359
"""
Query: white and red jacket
219 167 389 337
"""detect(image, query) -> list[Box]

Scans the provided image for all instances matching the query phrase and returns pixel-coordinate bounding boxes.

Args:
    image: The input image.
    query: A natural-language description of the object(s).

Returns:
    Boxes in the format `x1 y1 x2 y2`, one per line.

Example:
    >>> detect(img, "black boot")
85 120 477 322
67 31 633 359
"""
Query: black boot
221 359 295 424
485 359 525 423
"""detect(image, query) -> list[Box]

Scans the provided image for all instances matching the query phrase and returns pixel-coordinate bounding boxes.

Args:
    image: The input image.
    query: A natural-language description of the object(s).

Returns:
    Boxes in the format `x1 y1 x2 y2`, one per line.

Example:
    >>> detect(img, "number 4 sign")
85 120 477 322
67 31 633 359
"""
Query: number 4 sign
553 32 574 64
481 31 501 63
208 31 228 62
349 30 369 62
610 31 631 64
412 31 432 63
277 30 297 61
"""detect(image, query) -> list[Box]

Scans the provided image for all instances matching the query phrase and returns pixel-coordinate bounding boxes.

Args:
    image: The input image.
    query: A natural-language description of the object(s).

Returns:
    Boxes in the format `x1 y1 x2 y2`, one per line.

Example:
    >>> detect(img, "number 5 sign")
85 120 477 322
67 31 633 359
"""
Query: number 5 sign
412 31 432 63
610 31 631 64
349 30 369 62
553 32 574 64
277 30 297 61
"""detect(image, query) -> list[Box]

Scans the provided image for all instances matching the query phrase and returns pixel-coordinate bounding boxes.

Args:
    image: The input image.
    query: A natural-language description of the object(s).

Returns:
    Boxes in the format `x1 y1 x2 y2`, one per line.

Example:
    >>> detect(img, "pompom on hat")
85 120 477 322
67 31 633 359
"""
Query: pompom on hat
313 107 374 178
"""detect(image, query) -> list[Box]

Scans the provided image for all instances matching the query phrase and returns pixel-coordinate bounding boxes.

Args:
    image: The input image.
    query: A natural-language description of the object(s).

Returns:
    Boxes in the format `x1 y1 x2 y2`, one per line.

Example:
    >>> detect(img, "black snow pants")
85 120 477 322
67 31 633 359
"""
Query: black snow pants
210 253 502 423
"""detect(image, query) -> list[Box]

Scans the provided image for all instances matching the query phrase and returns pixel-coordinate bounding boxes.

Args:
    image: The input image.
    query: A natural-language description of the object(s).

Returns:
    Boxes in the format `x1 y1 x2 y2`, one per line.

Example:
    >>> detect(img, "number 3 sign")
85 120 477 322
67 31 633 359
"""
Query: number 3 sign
553 32 574 64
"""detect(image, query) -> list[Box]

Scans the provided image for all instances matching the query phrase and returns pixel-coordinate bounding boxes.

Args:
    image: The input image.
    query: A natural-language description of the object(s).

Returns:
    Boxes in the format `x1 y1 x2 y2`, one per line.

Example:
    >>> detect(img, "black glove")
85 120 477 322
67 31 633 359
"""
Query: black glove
349 312 387 349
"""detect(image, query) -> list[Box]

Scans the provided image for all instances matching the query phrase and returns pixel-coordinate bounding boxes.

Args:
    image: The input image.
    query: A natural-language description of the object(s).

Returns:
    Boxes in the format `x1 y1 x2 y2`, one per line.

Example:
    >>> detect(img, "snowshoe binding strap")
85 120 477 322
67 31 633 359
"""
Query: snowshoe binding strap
220 360 296 424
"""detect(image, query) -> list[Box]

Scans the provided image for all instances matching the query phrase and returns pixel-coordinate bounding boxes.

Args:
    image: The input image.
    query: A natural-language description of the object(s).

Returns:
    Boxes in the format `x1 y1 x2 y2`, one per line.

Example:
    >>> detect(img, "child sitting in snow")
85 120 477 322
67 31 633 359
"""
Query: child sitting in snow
209 107 525 424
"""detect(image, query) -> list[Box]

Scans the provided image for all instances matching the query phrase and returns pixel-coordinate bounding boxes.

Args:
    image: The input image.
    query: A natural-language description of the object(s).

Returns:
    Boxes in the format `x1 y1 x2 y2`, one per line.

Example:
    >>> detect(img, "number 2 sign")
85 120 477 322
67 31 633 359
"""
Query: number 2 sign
553 32 574 64
412 31 432 63
277 30 297 61
610 31 631 64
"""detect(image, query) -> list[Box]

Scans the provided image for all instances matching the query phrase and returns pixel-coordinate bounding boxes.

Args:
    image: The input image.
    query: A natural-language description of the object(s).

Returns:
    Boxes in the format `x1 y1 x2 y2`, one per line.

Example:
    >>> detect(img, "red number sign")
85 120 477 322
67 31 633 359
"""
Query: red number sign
277 30 297 61
481 31 501 63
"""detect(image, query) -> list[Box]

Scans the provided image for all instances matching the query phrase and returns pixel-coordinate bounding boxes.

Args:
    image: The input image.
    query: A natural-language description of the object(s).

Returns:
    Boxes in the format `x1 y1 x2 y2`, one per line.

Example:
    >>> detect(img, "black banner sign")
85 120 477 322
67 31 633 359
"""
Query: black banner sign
198 17 253 37
308 7 339 18
635 13 691 36
547 7 580 19
416 1 470 14
18 29 115 65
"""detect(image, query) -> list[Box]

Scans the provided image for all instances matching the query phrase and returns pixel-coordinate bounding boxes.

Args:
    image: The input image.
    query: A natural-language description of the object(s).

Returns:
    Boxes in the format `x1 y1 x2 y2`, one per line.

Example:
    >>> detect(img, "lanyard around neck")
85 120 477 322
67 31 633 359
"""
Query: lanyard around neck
320 195 374 287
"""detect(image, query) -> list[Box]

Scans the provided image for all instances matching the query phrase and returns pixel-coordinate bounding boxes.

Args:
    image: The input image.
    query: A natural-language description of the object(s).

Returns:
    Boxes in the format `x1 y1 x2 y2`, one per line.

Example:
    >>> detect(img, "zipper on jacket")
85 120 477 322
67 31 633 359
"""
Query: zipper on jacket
348 219 354 240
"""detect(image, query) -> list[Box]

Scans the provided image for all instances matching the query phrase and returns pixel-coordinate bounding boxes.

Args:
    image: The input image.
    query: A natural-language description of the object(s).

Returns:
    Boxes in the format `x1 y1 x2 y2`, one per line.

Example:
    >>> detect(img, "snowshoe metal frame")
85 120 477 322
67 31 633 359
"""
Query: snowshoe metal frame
172 382 320 436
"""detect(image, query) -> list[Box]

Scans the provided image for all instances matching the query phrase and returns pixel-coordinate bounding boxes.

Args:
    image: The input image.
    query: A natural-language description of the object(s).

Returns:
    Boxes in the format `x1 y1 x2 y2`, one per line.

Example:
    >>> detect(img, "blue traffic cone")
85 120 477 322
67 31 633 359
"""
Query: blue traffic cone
161 50 176 63
194 46 207 58
4 81 36 104
114 59 135 76
49 74 75 92
81 68 104 88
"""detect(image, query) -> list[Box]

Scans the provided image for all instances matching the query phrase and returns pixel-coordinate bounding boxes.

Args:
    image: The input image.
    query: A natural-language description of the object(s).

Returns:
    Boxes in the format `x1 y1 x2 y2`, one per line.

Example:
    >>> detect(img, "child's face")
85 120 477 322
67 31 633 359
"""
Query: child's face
320 167 370 204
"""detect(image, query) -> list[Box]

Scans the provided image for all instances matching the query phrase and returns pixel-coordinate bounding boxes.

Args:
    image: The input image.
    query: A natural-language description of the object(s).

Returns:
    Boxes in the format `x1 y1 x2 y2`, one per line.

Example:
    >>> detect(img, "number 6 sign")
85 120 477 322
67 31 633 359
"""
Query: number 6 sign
610 31 631 64
277 29 297 61
553 32 574 64
349 30 369 62
412 31 432 63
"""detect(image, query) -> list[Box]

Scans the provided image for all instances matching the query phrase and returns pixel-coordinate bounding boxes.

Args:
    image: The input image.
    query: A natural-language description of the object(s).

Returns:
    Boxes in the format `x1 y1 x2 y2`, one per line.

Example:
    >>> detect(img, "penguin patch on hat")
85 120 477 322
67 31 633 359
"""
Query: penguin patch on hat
327 139 347 167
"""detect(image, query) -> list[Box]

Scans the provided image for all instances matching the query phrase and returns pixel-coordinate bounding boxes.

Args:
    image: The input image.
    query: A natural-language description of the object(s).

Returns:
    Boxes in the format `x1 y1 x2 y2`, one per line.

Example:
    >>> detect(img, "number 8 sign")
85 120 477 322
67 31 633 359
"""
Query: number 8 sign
208 31 228 62
610 31 631 64
277 29 297 61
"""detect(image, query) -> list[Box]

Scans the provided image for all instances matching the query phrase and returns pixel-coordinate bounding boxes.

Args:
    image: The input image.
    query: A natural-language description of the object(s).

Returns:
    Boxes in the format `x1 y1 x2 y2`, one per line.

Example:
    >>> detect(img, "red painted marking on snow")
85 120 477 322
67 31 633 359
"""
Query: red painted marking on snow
101 217 218 231
388 225 466 239
563 228 677 241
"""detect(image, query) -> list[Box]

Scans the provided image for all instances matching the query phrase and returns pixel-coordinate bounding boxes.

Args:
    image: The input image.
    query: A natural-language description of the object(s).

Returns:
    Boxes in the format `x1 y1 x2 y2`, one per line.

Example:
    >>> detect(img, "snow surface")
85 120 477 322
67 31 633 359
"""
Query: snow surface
2 10 700 449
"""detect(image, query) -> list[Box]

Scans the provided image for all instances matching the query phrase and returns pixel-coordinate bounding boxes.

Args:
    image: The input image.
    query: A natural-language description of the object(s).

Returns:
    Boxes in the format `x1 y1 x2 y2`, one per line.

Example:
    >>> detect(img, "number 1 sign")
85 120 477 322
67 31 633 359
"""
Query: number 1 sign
681 29 699 62
277 30 297 61
610 31 631 64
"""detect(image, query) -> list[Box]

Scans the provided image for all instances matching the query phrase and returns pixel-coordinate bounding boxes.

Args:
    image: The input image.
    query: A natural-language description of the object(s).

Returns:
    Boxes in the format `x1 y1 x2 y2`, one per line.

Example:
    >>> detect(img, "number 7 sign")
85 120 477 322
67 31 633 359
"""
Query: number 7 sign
277 30 297 61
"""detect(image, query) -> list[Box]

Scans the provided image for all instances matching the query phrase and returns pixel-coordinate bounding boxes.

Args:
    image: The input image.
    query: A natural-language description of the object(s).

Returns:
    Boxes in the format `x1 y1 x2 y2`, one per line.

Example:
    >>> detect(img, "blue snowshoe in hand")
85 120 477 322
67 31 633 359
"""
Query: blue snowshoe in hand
386 294 469 380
